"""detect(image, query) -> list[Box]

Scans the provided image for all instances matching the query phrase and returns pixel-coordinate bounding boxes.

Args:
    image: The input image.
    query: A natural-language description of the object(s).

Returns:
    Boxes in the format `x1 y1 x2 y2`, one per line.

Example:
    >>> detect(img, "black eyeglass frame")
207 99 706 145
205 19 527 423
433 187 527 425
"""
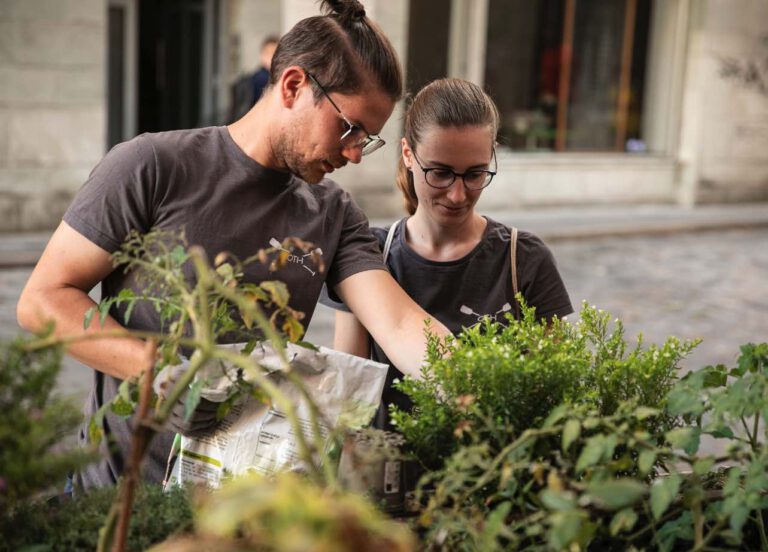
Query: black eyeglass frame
305 72 386 156
410 147 498 190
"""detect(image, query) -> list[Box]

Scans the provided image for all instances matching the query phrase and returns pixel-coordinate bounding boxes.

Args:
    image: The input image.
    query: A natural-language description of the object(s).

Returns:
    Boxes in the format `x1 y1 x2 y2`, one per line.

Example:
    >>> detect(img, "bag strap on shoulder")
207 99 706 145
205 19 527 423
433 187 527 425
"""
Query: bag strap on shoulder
510 226 521 320
382 218 402 264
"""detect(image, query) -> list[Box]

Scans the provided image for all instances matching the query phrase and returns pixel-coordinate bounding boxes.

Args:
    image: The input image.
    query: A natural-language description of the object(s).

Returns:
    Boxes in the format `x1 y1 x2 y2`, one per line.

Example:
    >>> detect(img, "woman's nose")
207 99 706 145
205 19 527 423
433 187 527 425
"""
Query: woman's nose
446 178 468 202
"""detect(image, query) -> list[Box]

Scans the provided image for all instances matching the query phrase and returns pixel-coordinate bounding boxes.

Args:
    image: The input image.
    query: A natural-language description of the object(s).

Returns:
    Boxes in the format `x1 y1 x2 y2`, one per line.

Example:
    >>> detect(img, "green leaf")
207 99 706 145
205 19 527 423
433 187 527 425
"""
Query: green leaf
692 457 715 476
666 388 705 416
609 508 639 536
216 263 235 281
562 419 581 451
170 244 188 265
543 404 568 428
588 479 645 510
729 504 750 538
701 366 728 388
638 450 657 476
665 427 701 455
123 299 136 325
83 307 95 329
703 423 734 439
650 474 681 519
110 395 135 417
540 490 576 511
479 501 511 549
98 301 111 326
282 317 305 343
184 379 205 421
261 281 289 309
88 405 107 446
576 435 605 472
240 341 258 356
635 406 660 420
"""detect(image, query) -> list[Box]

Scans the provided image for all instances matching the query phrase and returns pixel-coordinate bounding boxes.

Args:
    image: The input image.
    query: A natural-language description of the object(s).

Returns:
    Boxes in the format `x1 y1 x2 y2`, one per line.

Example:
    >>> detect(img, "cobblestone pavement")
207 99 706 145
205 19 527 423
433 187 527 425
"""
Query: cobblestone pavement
2 228 767 407
307 227 768 375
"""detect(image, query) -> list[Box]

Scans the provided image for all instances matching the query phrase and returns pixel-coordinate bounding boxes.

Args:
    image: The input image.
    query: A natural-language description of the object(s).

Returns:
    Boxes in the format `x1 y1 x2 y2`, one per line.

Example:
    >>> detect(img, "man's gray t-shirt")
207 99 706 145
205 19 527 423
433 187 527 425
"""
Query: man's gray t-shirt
323 217 573 429
64 126 384 489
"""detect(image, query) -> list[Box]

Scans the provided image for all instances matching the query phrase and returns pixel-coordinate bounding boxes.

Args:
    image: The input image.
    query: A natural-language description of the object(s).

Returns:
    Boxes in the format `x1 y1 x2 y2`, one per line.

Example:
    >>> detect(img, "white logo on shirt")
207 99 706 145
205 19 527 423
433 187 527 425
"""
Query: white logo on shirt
269 238 323 277
460 302 512 324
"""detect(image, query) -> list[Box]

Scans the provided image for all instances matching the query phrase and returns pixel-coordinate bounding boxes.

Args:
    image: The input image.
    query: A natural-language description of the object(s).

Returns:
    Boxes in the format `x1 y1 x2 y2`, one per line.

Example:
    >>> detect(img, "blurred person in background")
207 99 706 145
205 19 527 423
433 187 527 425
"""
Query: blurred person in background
229 35 279 121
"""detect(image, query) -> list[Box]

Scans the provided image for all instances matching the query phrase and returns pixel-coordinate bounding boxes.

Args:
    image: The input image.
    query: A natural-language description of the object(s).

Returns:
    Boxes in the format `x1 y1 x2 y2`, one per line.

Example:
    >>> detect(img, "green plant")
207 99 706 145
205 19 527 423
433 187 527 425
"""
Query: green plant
0 483 193 551
393 301 693 470
396 304 767 550
0 333 94 514
24 229 338 552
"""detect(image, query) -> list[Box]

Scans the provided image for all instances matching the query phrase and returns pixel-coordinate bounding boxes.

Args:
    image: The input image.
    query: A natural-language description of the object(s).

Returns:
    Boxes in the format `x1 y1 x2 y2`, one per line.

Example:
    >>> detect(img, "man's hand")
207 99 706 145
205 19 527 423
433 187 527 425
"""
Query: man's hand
153 360 223 437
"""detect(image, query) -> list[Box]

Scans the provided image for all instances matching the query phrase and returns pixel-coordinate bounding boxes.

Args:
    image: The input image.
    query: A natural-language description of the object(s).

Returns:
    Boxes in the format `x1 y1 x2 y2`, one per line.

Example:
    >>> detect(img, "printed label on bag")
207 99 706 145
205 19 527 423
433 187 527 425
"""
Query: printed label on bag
384 460 401 494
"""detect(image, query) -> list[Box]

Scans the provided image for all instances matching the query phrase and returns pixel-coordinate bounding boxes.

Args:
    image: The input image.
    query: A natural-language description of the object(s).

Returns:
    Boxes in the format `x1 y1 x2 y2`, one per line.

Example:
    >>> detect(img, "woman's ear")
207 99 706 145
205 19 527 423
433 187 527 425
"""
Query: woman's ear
401 137 413 170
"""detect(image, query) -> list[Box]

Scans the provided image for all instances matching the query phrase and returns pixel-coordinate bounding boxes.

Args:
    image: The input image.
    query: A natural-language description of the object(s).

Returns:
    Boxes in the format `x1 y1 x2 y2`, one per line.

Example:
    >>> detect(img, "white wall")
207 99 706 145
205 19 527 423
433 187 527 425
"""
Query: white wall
0 0 106 231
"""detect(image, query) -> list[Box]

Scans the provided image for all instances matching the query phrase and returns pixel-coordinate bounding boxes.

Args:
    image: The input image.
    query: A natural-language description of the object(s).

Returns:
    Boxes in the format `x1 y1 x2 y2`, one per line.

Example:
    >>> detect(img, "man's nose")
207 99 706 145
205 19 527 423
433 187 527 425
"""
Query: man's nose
341 144 364 164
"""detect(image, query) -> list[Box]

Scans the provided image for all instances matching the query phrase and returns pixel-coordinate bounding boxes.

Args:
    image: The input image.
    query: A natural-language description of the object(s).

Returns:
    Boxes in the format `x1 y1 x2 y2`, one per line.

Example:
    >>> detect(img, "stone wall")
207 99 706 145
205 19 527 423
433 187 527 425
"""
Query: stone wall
0 0 106 231
688 0 768 203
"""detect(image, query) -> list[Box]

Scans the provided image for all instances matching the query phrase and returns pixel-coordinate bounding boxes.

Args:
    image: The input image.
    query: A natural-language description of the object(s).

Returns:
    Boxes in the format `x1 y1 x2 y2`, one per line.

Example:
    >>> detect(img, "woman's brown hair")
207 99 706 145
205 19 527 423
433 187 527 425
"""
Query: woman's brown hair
395 79 500 214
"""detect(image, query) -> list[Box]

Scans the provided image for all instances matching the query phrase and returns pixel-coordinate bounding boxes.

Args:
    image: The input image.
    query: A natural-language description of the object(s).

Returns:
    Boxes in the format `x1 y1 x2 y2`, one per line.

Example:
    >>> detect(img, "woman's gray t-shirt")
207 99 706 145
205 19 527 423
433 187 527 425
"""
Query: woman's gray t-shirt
64 126 385 489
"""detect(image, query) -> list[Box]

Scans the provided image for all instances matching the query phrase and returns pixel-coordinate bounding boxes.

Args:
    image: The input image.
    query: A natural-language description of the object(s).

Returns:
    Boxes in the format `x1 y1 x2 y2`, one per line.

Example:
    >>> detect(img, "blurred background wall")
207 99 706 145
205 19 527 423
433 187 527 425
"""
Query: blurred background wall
1 0 767 231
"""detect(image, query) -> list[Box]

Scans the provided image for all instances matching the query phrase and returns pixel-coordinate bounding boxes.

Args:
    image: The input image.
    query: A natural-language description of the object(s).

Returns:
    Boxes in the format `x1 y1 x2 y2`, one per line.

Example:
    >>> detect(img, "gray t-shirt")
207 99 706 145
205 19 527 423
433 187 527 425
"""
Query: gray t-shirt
64 126 384 489
323 216 573 429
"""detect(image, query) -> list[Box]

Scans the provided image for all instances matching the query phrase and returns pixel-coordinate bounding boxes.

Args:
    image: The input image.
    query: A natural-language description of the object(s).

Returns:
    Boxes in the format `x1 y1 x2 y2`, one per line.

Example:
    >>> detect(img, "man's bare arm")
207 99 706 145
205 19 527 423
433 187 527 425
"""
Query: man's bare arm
17 221 147 380
333 310 371 358
335 269 451 379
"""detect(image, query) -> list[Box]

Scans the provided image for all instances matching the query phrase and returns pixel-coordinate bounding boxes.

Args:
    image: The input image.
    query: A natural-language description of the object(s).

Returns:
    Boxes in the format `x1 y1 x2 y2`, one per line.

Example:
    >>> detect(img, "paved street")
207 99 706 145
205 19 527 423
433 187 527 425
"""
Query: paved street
2 226 767 408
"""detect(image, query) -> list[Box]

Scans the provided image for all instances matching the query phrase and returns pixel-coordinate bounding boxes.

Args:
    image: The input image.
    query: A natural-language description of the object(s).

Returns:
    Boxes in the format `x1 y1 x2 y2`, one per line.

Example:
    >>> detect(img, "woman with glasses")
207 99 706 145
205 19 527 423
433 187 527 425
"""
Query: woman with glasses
324 78 573 429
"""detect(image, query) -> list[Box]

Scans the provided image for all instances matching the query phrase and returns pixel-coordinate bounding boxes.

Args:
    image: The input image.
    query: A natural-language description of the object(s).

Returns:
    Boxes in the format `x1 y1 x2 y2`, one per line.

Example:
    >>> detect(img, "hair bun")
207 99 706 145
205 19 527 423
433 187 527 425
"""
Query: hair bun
321 0 366 23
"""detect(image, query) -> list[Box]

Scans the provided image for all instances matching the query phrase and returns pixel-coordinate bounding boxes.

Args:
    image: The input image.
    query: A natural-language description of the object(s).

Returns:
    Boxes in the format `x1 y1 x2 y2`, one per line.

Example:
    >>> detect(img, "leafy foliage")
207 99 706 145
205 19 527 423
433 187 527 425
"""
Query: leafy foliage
0 333 94 513
392 301 693 470
395 305 768 551
0 483 193 551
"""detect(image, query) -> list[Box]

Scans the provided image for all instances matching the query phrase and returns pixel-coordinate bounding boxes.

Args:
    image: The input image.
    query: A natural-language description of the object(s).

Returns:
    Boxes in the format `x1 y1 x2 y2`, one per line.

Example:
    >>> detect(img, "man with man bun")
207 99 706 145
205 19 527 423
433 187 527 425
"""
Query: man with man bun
17 0 450 490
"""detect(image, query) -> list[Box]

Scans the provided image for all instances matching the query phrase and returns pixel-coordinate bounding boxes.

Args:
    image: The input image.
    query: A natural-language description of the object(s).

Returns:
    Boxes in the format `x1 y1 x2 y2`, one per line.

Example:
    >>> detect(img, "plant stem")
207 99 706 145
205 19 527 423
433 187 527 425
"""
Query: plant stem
459 426 561 504
113 340 157 552
752 413 761 453
98 341 157 552
740 416 757 451
693 497 704 549
756 508 768 550
691 518 726 552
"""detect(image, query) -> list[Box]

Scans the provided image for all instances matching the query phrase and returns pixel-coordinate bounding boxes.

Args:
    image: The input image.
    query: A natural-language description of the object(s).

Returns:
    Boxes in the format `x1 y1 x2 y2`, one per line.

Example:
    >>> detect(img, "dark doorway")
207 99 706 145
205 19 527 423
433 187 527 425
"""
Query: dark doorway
406 0 452 95
138 0 205 133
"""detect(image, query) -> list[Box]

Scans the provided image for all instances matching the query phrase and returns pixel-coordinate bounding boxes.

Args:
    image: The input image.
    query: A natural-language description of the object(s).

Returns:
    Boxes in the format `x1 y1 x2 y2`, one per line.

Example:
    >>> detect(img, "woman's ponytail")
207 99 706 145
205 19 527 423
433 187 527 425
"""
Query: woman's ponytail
395 155 418 215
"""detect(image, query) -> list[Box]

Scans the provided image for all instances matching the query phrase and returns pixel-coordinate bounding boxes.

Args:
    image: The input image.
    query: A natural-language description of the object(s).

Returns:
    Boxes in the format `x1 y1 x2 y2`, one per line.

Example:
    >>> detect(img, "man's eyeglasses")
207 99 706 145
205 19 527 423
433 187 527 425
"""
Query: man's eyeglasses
306 72 385 156
411 148 497 190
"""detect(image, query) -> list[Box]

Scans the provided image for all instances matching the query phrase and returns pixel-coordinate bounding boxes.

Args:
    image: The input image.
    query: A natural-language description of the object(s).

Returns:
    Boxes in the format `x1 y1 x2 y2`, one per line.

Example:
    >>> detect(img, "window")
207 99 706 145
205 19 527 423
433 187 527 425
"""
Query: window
484 0 652 152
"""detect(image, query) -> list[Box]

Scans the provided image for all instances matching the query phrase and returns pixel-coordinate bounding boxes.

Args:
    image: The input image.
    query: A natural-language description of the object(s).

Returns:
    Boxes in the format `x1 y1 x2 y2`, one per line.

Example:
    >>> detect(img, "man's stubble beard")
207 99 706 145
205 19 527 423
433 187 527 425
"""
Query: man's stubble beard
273 130 323 184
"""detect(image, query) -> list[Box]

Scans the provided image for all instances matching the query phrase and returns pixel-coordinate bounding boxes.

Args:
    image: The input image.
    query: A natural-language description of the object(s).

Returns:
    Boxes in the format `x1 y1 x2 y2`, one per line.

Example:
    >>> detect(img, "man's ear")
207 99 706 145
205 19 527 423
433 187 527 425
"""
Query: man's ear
277 66 308 108
401 137 413 169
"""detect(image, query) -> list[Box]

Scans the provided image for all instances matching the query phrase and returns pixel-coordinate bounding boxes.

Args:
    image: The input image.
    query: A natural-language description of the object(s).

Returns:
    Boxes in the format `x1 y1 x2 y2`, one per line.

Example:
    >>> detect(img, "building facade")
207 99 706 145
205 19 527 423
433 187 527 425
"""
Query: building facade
1 0 767 230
